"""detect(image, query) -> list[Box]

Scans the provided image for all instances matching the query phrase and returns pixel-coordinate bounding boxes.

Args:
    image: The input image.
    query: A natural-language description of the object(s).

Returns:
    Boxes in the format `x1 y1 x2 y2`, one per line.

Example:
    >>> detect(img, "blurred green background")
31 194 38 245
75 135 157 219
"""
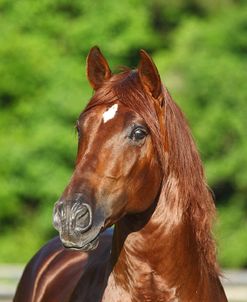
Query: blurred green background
0 0 246 267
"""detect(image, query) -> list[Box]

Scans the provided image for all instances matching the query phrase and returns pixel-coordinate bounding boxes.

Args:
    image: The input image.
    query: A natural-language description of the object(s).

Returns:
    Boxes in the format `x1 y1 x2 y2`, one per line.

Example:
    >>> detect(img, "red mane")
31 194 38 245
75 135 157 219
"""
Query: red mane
85 69 218 274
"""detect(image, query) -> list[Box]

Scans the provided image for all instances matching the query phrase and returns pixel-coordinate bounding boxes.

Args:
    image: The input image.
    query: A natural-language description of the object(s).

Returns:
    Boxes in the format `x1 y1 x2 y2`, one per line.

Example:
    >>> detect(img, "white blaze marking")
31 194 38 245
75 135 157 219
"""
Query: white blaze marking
102 104 118 123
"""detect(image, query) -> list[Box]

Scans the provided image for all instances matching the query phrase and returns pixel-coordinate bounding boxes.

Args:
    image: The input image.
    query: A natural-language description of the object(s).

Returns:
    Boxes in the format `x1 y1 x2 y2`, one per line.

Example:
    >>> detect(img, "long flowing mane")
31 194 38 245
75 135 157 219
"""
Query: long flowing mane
85 69 218 275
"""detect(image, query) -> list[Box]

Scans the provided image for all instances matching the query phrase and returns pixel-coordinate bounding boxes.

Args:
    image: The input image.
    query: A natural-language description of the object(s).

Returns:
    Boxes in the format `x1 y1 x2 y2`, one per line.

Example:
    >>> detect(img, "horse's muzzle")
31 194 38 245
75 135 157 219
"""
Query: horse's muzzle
53 198 93 248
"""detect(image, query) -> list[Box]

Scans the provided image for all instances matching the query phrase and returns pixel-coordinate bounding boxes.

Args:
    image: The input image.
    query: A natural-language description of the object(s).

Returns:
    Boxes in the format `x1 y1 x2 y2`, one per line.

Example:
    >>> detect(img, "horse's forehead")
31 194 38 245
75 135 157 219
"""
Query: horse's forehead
82 102 139 125
102 104 119 123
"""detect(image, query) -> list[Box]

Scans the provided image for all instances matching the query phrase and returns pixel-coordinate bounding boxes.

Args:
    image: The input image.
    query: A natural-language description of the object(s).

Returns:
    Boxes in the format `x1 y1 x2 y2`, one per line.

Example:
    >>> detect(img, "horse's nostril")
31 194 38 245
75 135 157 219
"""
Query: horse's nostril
53 201 66 232
53 201 93 234
75 204 92 232
76 210 88 222
75 206 88 219
53 204 62 231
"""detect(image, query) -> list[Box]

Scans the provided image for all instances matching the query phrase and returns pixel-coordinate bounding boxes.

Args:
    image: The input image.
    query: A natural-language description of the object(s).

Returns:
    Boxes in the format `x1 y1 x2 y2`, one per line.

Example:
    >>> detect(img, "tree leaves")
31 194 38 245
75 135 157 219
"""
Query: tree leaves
0 0 246 265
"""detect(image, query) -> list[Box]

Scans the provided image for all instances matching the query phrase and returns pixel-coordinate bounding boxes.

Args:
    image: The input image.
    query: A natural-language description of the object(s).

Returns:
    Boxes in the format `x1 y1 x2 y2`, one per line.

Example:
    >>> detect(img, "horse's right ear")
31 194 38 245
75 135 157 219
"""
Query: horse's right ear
138 50 163 105
86 46 112 90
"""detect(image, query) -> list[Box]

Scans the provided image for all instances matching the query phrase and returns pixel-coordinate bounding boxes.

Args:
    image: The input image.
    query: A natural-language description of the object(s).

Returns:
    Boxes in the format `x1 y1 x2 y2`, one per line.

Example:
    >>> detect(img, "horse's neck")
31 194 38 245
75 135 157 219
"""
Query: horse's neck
103 201 225 302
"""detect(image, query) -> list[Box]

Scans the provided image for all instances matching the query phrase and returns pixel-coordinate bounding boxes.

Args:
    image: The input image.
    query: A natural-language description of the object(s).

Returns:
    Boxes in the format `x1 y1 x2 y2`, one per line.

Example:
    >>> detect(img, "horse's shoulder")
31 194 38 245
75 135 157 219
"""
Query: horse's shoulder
14 231 112 302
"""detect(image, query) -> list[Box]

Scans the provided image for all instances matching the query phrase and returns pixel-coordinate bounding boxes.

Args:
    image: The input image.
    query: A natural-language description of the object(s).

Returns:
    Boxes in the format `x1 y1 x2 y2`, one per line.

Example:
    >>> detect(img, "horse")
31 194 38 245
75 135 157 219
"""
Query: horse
14 47 228 302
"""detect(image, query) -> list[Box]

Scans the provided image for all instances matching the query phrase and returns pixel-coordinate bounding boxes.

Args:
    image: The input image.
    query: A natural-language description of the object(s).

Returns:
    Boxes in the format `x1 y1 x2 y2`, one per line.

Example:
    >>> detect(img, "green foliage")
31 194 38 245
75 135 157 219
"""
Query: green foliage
0 0 246 266
215 198 247 268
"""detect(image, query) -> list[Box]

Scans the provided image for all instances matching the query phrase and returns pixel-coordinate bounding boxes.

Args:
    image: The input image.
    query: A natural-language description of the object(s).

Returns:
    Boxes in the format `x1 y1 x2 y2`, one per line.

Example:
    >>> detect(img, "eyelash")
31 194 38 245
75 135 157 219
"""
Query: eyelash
129 126 148 141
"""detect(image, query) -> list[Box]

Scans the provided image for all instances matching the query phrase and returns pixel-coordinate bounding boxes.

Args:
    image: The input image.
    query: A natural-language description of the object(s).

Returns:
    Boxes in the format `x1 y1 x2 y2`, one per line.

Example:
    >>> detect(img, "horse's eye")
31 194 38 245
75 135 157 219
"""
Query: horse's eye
130 127 147 141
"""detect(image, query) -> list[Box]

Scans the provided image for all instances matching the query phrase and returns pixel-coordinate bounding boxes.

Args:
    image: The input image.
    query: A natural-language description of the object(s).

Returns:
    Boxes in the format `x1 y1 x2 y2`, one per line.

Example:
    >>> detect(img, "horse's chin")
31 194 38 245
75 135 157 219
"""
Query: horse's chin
59 210 107 252
62 233 100 252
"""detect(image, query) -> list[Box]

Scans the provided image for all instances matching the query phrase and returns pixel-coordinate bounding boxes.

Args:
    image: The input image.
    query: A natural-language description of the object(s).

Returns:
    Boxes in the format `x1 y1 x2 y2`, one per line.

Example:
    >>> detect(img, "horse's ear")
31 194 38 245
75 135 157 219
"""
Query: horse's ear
86 46 112 90
138 50 163 104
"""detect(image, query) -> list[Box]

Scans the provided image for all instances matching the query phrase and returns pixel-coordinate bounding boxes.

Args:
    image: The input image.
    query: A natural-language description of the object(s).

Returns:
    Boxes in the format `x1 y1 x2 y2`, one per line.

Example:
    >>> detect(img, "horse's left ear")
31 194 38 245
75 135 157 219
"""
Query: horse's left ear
138 50 163 105
86 46 112 90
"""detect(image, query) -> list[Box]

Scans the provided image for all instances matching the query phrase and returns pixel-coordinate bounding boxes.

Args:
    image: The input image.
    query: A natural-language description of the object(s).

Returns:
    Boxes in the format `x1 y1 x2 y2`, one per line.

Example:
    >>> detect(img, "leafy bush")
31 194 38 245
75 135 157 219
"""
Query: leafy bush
0 0 246 266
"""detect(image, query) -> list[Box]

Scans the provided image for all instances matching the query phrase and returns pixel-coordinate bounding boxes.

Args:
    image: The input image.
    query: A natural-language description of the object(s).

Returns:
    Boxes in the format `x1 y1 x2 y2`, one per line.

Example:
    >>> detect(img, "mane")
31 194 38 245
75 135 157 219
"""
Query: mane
85 69 218 275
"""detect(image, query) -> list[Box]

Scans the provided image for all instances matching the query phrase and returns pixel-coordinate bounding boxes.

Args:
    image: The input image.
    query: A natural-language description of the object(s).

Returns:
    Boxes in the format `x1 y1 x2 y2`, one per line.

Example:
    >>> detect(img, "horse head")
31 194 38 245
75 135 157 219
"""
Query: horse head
53 47 164 250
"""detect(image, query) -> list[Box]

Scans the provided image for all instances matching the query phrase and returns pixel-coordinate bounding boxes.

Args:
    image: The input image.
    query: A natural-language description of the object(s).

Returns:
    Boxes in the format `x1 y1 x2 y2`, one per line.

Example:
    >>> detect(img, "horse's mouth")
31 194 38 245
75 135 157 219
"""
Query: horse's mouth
56 204 107 252
62 233 100 251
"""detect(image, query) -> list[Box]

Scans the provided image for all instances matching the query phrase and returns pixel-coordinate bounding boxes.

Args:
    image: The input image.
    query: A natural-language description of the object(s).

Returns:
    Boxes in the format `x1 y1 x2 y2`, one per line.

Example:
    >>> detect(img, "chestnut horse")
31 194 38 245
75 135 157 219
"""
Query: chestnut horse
14 47 227 302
